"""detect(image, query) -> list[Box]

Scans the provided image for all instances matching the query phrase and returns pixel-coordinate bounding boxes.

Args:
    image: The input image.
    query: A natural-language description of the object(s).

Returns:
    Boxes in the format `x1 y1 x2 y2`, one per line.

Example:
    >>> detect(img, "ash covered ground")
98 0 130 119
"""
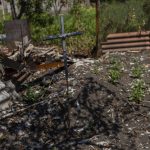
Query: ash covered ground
0 51 150 150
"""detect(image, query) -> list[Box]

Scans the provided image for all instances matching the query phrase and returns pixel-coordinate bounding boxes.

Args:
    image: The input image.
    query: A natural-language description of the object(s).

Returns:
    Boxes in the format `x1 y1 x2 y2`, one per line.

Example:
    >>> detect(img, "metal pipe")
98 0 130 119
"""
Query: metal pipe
102 42 150 49
107 31 150 39
102 37 150 45
60 15 69 95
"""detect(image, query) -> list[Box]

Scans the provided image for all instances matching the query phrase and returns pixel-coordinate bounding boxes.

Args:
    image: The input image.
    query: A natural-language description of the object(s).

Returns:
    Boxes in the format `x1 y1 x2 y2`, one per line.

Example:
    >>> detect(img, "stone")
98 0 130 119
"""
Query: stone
0 80 5 91
0 80 20 111
0 90 10 103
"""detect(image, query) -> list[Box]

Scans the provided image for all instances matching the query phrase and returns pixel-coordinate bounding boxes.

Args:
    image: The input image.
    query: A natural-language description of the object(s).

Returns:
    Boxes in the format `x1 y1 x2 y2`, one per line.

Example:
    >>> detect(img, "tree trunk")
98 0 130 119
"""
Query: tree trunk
1 0 5 20
10 0 17 19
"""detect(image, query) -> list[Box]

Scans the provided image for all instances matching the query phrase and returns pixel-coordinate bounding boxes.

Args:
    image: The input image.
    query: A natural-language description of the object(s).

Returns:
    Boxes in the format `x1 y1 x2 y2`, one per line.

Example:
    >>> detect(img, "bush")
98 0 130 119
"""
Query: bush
108 58 122 84
131 64 144 78
31 1 146 54
30 13 54 27
100 0 146 40
30 13 55 42
23 87 45 104
31 6 96 55
143 0 150 29
130 79 145 103
0 0 148 54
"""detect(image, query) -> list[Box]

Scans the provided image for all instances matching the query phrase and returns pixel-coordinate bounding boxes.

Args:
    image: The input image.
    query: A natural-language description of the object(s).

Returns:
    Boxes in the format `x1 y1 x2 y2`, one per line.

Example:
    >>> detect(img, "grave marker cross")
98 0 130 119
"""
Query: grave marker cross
44 15 83 95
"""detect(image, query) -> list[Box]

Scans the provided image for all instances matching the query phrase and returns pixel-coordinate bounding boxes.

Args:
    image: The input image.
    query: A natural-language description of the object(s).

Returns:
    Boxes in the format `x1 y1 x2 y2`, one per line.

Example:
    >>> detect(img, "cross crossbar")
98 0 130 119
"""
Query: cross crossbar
44 31 83 40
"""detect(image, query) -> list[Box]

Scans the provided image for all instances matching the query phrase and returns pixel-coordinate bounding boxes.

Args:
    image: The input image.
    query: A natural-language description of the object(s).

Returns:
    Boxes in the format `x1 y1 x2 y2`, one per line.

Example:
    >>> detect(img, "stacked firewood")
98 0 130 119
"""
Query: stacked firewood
8 44 62 62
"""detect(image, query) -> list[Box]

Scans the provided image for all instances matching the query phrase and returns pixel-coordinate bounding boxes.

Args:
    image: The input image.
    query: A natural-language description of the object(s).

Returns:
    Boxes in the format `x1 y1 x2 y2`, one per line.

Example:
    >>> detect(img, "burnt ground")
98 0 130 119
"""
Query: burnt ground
0 51 150 150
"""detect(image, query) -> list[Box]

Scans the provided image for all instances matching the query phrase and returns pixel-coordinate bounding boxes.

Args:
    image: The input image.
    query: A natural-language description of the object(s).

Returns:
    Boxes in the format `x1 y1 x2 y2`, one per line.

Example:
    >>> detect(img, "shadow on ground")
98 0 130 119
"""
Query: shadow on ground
0 76 140 150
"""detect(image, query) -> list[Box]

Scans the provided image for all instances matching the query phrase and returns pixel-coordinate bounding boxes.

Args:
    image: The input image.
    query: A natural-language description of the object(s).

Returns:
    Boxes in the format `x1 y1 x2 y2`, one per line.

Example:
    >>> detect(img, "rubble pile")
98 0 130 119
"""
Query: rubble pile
0 45 150 149
0 80 20 111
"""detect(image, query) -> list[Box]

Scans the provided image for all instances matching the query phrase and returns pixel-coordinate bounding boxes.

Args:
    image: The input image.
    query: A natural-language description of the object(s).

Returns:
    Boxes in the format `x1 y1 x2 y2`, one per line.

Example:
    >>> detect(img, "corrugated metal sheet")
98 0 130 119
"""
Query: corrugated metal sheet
102 31 150 52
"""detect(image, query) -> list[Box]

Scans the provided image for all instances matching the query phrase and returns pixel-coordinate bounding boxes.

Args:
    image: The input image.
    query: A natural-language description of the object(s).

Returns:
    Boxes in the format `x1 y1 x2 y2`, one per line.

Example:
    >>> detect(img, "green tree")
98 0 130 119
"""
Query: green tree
143 0 150 29
6 0 52 19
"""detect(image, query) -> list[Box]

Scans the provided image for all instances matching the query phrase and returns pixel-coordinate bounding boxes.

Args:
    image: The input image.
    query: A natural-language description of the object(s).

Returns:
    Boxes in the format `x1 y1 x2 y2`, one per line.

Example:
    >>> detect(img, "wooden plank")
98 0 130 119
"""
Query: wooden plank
102 46 150 53
102 42 150 49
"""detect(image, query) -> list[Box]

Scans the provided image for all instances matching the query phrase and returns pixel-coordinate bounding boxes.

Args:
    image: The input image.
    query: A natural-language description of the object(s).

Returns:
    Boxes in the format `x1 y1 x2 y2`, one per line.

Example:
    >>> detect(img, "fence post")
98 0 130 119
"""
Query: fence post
95 0 102 57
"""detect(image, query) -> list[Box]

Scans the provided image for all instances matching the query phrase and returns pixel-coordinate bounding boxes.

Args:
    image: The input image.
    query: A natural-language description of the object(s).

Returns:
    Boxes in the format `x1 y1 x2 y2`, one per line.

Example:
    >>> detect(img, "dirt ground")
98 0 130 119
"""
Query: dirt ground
0 50 150 150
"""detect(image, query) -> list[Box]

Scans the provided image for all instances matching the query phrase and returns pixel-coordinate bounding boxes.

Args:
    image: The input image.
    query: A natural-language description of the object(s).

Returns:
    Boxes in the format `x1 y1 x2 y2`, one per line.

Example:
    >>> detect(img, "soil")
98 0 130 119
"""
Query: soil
0 50 150 150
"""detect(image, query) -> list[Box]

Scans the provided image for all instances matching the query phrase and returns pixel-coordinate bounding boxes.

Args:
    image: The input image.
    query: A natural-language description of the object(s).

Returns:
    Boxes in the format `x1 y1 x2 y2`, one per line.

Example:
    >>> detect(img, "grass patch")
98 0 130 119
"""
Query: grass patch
23 87 45 104
108 58 123 84
130 79 146 103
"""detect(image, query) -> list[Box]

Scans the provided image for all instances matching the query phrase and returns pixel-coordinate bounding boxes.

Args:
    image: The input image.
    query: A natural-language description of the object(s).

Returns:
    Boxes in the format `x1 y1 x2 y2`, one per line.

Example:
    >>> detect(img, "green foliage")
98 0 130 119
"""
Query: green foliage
143 0 150 29
0 0 149 53
31 5 96 53
23 87 44 104
66 6 96 54
31 0 146 53
30 13 54 27
30 12 55 42
108 58 122 84
108 69 121 84
130 79 145 103
131 64 144 78
100 0 145 40
110 57 122 69
92 60 101 75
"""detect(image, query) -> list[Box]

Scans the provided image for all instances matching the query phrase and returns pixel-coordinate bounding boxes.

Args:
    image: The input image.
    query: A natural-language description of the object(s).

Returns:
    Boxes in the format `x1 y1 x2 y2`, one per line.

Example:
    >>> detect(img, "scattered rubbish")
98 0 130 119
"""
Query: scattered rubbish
0 80 20 111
